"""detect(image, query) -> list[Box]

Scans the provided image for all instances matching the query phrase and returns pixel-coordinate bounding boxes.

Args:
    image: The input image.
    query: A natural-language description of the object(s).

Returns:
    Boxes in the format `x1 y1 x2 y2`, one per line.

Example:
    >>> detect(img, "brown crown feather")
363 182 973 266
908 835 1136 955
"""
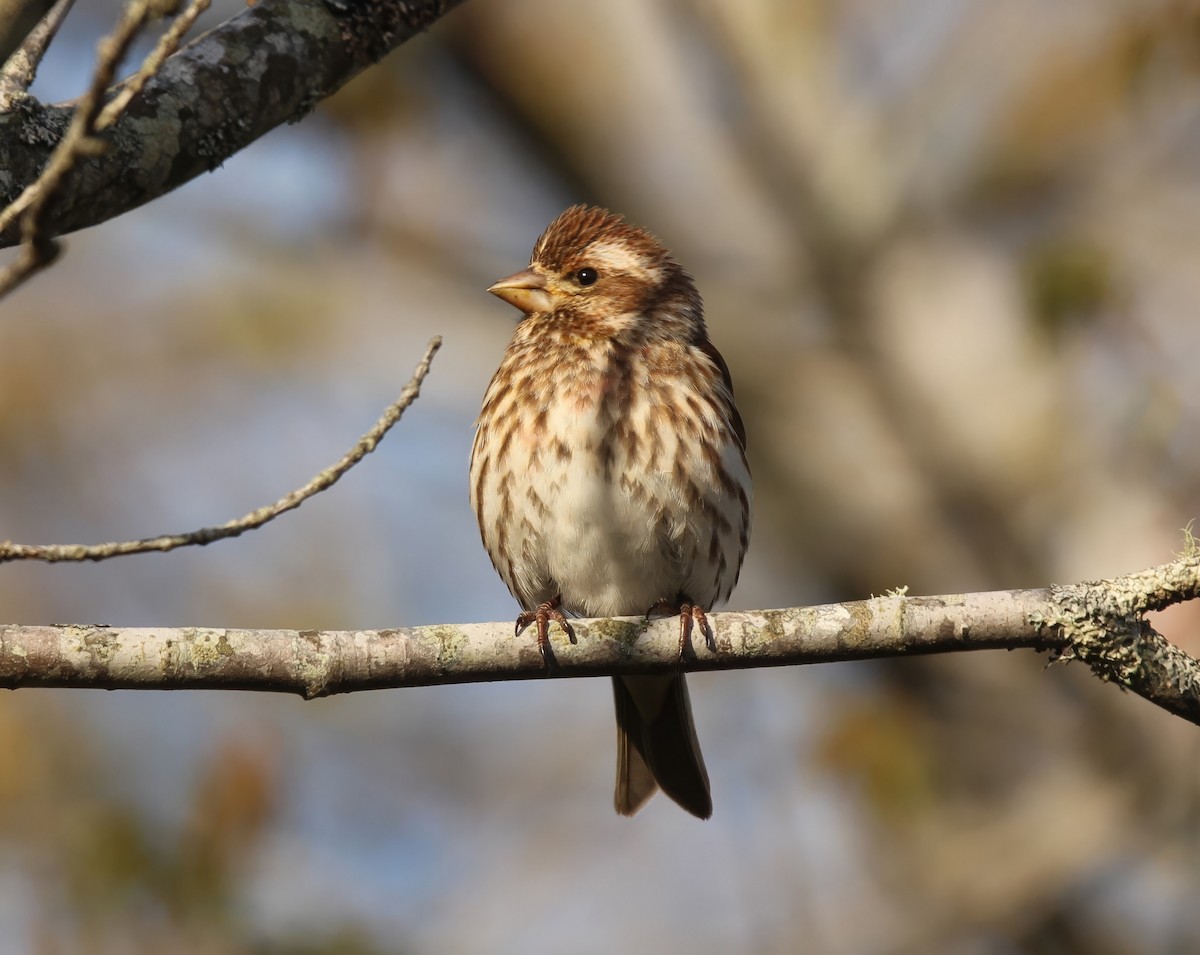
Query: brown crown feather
532 205 669 273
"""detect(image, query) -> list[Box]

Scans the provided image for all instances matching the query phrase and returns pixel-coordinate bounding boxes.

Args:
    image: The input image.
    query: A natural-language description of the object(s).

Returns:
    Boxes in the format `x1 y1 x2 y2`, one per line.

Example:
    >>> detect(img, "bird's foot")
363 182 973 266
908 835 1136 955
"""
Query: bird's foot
515 596 577 665
645 595 716 658
678 602 715 657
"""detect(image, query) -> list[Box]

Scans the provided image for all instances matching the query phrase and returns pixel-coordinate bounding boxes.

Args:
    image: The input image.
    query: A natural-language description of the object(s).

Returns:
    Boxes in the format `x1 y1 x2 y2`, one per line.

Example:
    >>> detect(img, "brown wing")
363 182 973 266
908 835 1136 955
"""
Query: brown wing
697 336 747 452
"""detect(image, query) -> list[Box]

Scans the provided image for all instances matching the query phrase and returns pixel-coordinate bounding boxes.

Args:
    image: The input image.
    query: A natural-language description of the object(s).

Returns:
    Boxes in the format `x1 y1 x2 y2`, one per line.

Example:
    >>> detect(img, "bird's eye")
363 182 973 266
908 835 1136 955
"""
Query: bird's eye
574 267 599 286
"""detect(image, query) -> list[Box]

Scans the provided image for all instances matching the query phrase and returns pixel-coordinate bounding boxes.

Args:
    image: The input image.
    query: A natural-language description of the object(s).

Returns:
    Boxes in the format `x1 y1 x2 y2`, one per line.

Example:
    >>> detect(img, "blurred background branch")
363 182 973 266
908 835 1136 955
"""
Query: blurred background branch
0 0 55 66
0 0 73 106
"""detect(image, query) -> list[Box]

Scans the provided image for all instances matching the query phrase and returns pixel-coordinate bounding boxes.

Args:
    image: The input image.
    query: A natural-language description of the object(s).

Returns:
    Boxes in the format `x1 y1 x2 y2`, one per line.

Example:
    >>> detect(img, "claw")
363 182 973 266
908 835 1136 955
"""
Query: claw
644 597 679 621
683 604 715 655
677 606 693 660
515 596 576 665
648 595 717 659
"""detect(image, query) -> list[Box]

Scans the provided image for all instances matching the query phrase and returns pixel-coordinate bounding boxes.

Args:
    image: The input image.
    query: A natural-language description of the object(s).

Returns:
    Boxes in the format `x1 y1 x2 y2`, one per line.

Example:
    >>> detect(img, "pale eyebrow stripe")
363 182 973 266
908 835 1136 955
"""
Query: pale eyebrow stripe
587 241 656 279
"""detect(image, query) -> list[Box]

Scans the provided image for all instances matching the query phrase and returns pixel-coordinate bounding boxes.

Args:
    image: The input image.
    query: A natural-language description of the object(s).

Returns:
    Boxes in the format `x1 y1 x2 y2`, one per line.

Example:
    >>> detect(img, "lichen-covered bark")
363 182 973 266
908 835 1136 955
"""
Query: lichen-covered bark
0 590 1057 699
1040 559 1200 725
2 565 1198 727
0 0 466 247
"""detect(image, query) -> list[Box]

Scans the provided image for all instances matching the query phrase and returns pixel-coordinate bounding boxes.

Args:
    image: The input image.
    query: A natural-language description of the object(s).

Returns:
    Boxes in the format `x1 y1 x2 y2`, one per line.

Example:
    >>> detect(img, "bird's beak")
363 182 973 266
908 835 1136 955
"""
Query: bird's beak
488 269 553 315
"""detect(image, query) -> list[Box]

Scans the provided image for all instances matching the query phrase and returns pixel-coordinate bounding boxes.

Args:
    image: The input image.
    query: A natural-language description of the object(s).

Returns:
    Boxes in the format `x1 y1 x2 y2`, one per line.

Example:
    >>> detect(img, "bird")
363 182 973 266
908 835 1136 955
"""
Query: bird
469 205 752 818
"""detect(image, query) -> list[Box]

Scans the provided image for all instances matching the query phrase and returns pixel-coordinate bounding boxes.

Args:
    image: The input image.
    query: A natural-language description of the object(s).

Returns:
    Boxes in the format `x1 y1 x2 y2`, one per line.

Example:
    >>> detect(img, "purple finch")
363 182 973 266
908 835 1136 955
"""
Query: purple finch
470 205 752 818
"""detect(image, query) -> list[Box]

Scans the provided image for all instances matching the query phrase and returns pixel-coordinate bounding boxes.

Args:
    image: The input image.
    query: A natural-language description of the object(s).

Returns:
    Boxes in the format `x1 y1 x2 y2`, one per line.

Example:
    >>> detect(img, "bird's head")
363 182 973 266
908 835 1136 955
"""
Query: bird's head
488 205 703 343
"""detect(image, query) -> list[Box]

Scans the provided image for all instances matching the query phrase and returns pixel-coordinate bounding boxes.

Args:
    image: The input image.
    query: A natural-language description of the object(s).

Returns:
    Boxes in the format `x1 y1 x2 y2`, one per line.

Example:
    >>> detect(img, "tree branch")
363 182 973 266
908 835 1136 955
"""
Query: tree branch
0 0 73 108
0 336 441 562
0 0 55 67
0 0 468 250
2 558 1198 727
0 0 211 298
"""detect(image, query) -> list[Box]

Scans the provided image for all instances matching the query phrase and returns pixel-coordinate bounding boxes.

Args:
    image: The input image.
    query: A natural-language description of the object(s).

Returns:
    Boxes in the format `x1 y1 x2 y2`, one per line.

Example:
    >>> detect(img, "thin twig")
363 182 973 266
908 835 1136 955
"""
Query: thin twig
0 0 207 299
0 219 56 295
97 0 209 129
0 2 149 236
0 0 54 68
0 336 442 563
0 0 74 109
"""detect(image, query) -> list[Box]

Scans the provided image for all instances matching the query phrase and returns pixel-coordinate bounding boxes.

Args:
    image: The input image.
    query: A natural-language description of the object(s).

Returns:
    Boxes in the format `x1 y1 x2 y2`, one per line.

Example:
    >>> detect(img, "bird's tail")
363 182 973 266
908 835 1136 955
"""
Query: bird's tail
612 673 712 819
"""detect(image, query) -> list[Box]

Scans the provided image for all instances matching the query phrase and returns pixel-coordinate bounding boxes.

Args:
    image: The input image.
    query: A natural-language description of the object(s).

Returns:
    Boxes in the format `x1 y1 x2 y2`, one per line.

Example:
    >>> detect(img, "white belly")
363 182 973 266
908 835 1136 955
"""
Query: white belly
543 462 682 617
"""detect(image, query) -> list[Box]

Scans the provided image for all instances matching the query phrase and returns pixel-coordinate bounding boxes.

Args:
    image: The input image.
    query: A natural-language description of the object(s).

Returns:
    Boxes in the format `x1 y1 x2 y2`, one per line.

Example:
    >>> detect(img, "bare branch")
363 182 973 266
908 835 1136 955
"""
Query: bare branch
0 0 468 251
0 219 56 294
96 0 209 129
0 0 73 108
0 336 441 563
0 0 210 298
1 558 1198 727
0 0 54 67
